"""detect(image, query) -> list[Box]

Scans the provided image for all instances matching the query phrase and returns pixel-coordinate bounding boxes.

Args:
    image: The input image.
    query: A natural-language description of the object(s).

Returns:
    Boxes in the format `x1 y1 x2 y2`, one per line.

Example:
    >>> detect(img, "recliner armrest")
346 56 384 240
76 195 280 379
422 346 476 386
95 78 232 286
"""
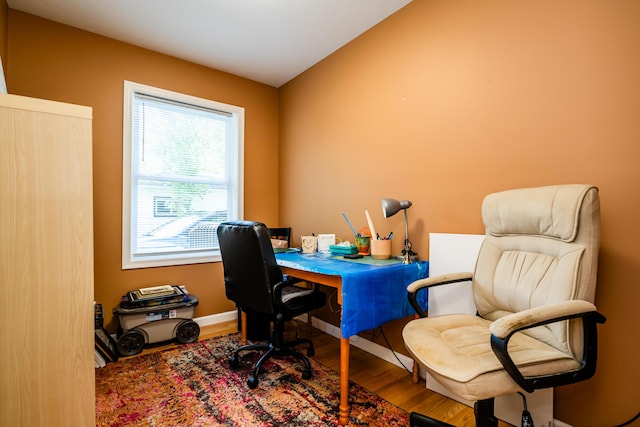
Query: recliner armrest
407 272 474 293
490 300 597 339
407 272 473 317
490 300 606 392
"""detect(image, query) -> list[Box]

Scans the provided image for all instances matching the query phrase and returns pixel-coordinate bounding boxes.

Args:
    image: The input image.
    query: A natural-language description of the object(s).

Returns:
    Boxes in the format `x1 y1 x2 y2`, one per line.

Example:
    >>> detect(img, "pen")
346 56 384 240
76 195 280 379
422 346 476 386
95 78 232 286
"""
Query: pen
342 212 359 237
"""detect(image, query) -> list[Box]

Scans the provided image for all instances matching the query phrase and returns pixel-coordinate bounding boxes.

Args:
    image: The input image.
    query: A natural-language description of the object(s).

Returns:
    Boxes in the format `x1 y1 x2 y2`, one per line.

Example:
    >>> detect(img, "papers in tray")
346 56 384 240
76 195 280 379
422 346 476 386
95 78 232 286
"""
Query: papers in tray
121 285 189 309
137 285 176 297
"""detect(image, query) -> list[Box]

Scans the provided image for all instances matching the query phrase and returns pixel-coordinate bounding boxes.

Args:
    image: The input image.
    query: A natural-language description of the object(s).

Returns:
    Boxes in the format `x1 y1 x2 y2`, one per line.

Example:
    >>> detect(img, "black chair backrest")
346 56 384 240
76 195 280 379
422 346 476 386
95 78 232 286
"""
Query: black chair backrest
217 221 283 315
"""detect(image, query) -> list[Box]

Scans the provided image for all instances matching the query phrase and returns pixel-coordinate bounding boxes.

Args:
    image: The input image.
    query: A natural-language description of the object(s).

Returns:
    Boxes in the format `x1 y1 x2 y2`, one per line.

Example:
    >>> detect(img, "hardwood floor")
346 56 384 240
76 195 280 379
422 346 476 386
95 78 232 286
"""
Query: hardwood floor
135 320 511 426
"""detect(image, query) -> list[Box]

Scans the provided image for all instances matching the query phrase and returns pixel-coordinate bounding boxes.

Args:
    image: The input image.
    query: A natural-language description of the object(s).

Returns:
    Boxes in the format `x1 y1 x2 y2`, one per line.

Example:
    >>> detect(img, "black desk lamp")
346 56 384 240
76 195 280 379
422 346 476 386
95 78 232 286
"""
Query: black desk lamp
381 198 417 264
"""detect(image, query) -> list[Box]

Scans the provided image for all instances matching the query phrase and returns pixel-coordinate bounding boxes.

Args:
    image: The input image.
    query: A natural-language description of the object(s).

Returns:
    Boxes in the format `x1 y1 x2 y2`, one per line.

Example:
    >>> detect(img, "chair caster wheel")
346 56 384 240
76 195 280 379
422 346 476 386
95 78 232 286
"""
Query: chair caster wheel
301 370 312 380
307 347 315 357
229 354 239 368
247 376 259 389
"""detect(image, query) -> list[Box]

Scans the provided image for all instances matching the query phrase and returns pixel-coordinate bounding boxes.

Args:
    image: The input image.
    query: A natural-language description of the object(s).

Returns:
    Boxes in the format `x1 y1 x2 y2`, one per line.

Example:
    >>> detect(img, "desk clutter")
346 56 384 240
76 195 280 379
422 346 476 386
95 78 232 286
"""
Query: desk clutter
329 242 358 255
111 284 200 357
287 202 410 262
301 233 338 253
341 210 393 259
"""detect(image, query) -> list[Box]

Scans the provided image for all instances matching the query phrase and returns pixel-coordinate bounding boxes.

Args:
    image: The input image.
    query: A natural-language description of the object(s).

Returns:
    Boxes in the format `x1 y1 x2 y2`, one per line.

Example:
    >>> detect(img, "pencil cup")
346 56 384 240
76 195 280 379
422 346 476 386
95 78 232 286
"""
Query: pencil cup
301 235 318 253
354 235 370 255
370 239 392 260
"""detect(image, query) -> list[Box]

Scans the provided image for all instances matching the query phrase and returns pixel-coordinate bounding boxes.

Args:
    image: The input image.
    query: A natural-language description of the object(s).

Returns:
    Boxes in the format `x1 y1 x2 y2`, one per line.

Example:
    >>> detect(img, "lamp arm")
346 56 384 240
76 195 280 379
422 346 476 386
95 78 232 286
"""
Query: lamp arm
403 209 409 244
401 208 417 263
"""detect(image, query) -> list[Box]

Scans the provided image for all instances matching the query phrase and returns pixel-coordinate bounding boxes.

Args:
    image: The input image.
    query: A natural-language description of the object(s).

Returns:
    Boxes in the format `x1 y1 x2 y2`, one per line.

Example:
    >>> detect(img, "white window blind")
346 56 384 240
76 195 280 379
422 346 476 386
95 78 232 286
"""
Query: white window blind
122 81 244 269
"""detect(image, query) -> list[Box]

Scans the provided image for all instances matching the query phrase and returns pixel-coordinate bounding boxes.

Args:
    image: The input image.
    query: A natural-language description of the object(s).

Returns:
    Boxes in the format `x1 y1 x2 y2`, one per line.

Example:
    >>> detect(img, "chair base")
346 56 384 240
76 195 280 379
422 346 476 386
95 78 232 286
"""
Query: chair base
409 399 498 427
410 412 455 427
230 320 315 388
474 399 499 427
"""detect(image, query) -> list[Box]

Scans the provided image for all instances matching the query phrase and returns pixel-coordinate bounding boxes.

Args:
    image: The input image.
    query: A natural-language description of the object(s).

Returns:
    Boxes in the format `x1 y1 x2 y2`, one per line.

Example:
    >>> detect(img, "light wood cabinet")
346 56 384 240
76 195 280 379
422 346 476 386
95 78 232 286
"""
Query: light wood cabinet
0 94 95 426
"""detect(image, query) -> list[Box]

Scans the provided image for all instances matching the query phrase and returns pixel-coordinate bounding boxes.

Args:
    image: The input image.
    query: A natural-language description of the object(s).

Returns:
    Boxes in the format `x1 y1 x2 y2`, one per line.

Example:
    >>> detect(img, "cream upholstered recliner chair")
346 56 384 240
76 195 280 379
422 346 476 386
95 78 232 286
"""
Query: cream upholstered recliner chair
403 184 606 427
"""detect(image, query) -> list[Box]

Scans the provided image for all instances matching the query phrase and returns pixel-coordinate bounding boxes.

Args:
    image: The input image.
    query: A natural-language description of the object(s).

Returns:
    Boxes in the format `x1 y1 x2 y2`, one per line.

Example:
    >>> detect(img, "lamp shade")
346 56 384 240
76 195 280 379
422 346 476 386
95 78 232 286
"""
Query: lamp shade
382 198 412 218
381 198 416 263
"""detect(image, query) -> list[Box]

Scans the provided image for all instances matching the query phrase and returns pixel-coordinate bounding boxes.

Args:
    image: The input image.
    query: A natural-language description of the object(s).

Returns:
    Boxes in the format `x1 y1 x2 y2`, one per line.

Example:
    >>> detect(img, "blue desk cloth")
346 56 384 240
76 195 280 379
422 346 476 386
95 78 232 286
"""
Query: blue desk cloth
276 252 429 337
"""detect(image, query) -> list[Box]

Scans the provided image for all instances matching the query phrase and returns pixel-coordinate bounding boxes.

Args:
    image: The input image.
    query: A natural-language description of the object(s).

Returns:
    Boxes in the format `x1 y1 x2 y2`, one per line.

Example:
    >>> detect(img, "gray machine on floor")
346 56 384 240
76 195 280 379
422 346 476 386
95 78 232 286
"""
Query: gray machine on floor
114 285 200 356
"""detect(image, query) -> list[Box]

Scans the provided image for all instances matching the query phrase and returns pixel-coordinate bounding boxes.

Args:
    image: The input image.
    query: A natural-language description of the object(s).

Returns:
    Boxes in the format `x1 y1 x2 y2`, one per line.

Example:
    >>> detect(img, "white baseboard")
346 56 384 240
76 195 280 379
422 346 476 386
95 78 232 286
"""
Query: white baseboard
307 315 415 371
194 310 237 327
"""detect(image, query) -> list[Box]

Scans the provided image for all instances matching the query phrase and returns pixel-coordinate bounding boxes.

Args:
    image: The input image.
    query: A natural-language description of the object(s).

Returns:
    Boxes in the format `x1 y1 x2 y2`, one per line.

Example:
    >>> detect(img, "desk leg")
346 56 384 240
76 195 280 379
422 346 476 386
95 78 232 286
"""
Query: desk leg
241 311 247 345
339 336 349 425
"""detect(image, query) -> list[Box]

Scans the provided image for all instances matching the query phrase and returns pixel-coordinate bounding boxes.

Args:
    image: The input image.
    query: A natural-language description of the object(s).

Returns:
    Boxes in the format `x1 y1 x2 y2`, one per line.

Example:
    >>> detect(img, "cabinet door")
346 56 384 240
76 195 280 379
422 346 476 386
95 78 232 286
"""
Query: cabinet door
0 94 95 427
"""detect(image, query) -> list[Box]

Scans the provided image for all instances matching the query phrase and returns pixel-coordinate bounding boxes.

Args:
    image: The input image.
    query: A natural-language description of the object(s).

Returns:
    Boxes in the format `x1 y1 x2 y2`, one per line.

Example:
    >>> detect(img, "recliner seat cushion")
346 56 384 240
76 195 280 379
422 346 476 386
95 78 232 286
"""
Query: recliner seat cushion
403 315 580 401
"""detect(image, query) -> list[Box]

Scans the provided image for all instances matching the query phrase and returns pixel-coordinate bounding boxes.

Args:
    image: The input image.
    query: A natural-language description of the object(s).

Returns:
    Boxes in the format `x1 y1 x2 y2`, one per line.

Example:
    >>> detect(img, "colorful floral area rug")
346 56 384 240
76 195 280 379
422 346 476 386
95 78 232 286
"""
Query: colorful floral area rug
95 333 409 426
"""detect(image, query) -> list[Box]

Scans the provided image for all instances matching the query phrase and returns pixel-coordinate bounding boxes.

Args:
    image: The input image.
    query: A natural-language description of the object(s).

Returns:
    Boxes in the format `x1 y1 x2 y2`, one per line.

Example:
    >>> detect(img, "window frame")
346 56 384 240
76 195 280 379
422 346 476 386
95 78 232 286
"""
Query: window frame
122 81 244 269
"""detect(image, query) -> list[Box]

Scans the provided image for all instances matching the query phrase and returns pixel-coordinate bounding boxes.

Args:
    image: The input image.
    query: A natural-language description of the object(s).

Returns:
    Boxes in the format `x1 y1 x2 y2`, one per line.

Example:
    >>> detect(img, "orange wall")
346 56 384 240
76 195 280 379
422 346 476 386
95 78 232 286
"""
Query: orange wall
280 1 639 425
6 11 281 329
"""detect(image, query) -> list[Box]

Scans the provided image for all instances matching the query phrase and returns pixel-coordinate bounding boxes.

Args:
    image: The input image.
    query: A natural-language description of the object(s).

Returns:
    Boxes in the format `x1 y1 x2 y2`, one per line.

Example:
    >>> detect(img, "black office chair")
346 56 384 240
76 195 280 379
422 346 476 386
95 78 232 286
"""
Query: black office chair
217 220 327 388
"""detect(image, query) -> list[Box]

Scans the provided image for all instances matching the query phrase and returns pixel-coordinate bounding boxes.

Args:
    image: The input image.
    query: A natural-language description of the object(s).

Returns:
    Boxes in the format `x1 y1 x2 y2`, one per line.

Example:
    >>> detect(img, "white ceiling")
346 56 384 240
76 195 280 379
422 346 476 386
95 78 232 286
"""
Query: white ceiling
7 0 412 87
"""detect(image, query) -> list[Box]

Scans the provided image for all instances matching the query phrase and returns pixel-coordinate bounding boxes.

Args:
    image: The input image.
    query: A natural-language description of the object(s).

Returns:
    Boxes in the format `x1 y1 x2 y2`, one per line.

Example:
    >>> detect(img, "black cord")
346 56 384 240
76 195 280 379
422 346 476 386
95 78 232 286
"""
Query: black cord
517 392 534 427
614 411 640 427
327 289 341 314
378 325 413 374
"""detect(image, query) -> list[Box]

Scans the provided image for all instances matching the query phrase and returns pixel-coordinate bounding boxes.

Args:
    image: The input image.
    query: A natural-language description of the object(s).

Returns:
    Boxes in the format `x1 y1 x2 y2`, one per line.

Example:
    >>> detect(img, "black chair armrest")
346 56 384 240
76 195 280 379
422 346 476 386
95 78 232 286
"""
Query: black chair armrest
407 273 473 318
273 276 320 311
490 301 606 393
273 276 306 301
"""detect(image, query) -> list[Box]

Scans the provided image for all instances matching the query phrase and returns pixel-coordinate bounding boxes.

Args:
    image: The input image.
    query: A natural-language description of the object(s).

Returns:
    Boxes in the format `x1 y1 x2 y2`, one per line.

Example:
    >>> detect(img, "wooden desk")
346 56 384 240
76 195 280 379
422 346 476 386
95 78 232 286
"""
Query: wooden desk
276 252 428 425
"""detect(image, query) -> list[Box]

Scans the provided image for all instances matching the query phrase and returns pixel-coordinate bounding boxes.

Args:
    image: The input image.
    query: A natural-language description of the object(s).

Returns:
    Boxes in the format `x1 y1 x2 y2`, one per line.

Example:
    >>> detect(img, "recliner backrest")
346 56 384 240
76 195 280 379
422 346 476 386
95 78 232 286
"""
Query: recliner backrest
217 221 284 315
473 184 600 356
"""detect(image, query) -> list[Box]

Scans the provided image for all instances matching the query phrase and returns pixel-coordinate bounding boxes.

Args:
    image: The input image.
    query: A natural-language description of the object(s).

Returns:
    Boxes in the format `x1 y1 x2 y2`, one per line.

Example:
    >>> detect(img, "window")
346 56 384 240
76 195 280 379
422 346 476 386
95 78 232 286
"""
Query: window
122 81 244 269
